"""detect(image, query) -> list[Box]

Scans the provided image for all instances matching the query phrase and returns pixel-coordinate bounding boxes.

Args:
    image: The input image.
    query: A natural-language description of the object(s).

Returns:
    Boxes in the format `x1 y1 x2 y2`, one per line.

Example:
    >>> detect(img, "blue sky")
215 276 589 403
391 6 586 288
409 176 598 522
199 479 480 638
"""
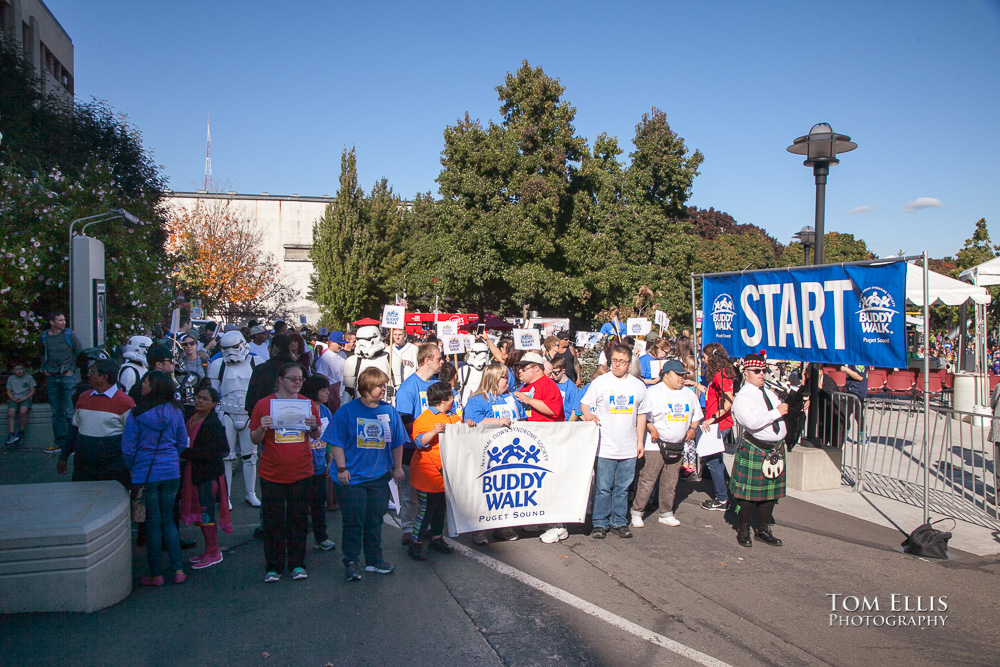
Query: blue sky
46 0 1000 260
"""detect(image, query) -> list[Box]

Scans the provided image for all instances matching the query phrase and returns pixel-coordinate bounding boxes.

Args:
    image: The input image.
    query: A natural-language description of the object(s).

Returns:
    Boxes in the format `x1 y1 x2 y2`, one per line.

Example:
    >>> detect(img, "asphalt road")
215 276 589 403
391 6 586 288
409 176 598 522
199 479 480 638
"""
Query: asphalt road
2 447 998 666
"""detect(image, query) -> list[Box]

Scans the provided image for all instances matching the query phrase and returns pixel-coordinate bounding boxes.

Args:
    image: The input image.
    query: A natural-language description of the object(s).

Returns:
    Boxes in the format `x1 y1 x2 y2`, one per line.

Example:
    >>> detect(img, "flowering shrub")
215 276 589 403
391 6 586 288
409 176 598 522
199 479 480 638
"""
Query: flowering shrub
0 163 175 368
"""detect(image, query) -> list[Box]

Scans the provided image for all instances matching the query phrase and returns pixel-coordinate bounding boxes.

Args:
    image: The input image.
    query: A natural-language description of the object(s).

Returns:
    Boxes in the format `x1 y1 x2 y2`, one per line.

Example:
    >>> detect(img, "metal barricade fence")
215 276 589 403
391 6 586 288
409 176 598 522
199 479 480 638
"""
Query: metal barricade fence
828 392 1000 531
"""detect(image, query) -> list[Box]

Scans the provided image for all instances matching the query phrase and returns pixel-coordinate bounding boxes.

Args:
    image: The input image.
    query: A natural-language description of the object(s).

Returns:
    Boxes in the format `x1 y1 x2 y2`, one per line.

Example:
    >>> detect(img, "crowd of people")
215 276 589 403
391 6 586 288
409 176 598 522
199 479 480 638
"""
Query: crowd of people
18 308 821 587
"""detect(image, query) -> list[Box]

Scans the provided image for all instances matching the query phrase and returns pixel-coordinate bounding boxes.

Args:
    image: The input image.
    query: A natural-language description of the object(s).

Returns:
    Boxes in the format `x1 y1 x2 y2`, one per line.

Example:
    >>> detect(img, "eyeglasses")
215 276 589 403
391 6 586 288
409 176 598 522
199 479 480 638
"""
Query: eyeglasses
611 359 630 367
281 376 304 384
181 341 196 347
745 368 765 375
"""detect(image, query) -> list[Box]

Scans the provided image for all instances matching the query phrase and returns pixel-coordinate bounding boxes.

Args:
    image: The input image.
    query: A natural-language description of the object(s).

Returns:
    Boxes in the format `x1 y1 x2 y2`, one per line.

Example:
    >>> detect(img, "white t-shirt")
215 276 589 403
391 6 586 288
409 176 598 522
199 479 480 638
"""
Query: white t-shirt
248 341 270 362
581 372 649 459
315 349 345 385
644 384 703 445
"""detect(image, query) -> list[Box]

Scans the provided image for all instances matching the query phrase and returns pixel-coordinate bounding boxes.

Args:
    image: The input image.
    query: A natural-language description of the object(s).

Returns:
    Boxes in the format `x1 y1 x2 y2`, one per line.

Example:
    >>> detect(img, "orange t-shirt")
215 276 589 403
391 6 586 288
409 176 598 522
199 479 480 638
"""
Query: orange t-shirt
410 409 462 494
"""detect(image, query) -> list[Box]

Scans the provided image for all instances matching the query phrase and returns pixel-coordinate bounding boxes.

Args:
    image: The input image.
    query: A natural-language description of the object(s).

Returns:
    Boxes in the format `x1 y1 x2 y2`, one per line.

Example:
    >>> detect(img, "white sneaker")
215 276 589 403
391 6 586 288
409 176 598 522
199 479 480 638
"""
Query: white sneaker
539 527 569 543
245 492 261 508
658 512 680 526
630 512 644 528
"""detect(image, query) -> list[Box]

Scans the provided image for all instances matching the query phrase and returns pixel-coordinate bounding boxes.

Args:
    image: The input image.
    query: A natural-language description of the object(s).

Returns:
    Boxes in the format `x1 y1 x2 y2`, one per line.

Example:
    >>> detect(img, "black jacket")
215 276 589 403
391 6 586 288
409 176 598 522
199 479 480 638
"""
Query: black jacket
179 410 228 485
244 353 301 414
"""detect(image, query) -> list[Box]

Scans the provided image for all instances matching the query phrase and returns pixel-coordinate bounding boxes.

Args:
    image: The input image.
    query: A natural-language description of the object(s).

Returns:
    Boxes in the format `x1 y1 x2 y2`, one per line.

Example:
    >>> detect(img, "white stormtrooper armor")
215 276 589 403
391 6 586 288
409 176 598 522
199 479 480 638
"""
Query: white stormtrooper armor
459 341 491 406
208 331 262 508
117 335 151 392
342 325 391 404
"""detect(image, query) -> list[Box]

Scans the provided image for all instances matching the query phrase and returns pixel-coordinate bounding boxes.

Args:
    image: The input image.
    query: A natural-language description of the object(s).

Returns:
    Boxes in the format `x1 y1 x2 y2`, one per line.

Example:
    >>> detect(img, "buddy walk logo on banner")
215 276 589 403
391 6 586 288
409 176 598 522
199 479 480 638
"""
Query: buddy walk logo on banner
701 262 907 368
440 422 598 535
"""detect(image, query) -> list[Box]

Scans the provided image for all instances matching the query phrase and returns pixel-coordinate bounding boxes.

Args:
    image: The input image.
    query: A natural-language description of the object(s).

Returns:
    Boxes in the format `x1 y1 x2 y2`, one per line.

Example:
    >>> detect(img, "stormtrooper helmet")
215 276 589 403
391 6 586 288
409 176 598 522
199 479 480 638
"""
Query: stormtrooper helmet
122 336 152 366
467 341 491 371
354 325 385 359
219 330 250 364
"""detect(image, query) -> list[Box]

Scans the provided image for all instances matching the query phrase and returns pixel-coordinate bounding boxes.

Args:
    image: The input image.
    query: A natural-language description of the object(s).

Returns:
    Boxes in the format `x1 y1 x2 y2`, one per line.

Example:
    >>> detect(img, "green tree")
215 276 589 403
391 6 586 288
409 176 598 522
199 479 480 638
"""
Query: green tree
953 218 997 275
429 61 586 317
0 36 173 367
310 148 407 328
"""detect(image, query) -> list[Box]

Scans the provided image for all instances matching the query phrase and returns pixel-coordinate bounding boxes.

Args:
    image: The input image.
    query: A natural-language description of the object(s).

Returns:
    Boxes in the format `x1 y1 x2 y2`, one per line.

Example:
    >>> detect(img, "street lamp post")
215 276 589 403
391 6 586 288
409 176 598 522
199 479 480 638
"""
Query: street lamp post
787 124 857 445
68 208 140 335
792 225 816 266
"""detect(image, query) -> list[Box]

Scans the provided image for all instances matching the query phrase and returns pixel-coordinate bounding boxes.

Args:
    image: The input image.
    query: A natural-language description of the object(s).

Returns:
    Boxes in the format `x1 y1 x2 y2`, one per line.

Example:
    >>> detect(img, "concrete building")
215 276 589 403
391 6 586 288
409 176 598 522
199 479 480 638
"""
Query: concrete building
1 0 74 103
164 191 332 324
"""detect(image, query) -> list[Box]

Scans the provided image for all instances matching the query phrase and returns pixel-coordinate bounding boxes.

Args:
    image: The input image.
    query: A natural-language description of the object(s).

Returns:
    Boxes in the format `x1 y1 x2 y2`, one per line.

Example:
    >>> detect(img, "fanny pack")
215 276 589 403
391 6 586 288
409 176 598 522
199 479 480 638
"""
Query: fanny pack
655 439 684 464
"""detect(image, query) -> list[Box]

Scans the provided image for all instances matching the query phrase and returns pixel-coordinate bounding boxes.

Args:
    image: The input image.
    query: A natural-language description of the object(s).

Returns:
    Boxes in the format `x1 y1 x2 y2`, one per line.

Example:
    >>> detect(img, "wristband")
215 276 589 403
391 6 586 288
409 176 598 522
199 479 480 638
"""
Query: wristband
337 467 347 473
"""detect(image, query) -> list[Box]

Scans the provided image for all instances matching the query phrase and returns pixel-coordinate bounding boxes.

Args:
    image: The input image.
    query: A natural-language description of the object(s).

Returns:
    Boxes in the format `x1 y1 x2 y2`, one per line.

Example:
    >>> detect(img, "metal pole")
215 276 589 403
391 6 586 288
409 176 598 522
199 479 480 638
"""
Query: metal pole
806 165 828 444
923 251 930 524
690 274 697 346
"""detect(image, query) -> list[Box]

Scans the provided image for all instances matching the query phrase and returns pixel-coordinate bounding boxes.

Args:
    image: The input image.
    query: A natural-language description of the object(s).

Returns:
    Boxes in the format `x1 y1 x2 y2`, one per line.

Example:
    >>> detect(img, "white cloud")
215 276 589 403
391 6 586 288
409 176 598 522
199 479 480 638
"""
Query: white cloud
902 197 944 213
847 204 877 215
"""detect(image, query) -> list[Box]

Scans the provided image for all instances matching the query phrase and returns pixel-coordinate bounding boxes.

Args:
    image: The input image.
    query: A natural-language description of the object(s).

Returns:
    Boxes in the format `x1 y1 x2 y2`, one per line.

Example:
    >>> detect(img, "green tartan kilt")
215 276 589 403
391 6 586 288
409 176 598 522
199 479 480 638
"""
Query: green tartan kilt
729 439 786 502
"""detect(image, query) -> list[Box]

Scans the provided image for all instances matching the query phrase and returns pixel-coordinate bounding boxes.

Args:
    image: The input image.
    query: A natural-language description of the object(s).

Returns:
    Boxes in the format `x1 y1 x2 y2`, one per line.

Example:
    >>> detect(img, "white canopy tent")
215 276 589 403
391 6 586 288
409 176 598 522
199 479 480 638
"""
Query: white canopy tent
905 263 991 306
959 255 1000 287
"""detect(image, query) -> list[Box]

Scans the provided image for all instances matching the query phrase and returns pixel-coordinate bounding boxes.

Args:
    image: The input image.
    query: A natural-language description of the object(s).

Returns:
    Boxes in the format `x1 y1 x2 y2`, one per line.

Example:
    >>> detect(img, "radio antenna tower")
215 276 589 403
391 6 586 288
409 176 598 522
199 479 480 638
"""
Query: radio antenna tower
203 112 213 192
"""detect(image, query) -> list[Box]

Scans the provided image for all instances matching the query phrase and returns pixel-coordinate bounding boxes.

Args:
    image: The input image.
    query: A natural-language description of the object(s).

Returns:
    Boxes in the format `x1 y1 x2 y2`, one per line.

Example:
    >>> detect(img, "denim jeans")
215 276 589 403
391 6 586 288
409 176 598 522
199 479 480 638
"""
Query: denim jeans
47 374 75 448
144 478 182 575
336 473 391 566
697 427 730 502
592 457 636 529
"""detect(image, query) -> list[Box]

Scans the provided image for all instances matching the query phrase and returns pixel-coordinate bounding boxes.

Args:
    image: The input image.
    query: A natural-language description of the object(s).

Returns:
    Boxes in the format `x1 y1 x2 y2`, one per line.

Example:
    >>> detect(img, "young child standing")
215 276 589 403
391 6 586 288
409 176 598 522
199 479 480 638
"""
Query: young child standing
6 363 37 445
408 381 461 561
300 375 336 552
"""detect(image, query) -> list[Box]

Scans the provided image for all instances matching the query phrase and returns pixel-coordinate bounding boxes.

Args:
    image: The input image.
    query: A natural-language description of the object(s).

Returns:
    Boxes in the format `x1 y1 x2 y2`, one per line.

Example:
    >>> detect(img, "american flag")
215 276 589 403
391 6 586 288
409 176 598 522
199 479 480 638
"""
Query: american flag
395 294 408 309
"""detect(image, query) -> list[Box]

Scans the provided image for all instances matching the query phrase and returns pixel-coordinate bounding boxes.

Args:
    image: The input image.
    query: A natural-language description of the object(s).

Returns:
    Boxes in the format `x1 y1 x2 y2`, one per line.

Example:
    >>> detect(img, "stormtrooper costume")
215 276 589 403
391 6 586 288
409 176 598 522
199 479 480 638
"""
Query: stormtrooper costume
459 341 491 406
117 336 151 393
208 331 263 508
342 325 392 404
389 337 419 390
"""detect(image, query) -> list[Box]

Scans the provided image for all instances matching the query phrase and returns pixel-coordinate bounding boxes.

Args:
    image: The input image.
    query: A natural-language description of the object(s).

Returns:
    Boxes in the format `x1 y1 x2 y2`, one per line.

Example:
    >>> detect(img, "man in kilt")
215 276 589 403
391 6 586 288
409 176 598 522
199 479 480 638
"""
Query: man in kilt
730 353 794 548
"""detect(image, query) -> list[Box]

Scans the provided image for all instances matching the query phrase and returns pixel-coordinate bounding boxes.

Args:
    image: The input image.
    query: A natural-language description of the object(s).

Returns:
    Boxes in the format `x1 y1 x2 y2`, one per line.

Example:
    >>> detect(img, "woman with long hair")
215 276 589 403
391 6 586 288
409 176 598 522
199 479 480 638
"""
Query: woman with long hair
461 363 523 544
692 343 736 511
300 374 336 552
122 370 188 586
179 386 231 569
289 333 313 373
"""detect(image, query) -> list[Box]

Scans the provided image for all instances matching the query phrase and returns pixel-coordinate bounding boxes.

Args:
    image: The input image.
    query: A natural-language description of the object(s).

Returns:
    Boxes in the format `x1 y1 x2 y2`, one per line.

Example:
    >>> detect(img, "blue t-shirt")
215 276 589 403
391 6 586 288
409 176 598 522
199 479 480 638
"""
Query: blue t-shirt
310 404 334 475
464 392 525 424
600 321 626 338
638 354 654 380
556 378 581 419
323 400 408 485
395 373 437 448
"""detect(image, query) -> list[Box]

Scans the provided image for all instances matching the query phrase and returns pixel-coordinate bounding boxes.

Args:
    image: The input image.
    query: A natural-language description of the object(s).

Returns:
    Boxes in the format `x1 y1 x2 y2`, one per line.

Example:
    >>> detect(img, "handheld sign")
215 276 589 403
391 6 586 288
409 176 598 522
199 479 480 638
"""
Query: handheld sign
443 334 465 355
436 321 458 338
576 331 602 349
626 318 651 336
654 310 668 327
633 339 647 356
381 305 404 329
513 328 541 351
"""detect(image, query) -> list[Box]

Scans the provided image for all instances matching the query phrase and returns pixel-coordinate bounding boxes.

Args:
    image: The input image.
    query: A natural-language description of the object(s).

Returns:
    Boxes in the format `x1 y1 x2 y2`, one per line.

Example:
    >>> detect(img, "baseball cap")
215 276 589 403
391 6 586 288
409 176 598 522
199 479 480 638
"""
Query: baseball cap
517 352 546 366
328 331 347 345
147 345 174 366
250 325 267 336
660 359 690 376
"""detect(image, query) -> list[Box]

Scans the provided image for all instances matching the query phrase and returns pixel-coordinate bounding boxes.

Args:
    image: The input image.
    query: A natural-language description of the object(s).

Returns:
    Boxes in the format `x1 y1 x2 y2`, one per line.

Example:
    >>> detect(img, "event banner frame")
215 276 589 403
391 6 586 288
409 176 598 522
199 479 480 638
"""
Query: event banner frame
440 422 598 535
699 261 907 367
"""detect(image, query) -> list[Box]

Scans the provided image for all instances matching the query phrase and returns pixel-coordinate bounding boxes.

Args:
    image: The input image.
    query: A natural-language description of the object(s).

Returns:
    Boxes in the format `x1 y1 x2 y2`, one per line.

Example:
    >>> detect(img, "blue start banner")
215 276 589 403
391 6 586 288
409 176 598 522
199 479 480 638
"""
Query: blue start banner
701 262 907 368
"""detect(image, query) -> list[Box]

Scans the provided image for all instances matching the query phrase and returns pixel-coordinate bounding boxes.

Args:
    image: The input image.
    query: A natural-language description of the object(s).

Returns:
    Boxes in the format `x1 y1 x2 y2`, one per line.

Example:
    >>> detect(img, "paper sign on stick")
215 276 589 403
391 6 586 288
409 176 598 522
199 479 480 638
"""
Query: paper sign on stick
513 328 541 350
381 305 404 329
633 340 647 356
654 310 668 327
626 318 651 336
443 334 465 355
436 321 458 338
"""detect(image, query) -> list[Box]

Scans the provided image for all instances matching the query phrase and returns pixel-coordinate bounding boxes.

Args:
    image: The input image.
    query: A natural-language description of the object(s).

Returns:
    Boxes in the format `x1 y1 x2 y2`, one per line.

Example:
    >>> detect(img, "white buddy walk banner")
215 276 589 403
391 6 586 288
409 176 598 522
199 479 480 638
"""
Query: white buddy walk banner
440 422 599 535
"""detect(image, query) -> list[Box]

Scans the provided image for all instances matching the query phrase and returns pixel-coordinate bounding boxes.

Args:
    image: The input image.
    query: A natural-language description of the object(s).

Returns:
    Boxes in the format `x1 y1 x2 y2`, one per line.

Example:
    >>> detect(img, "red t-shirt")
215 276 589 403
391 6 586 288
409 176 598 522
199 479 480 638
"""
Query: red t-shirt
704 372 734 430
520 375 565 422
249 393 321 484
